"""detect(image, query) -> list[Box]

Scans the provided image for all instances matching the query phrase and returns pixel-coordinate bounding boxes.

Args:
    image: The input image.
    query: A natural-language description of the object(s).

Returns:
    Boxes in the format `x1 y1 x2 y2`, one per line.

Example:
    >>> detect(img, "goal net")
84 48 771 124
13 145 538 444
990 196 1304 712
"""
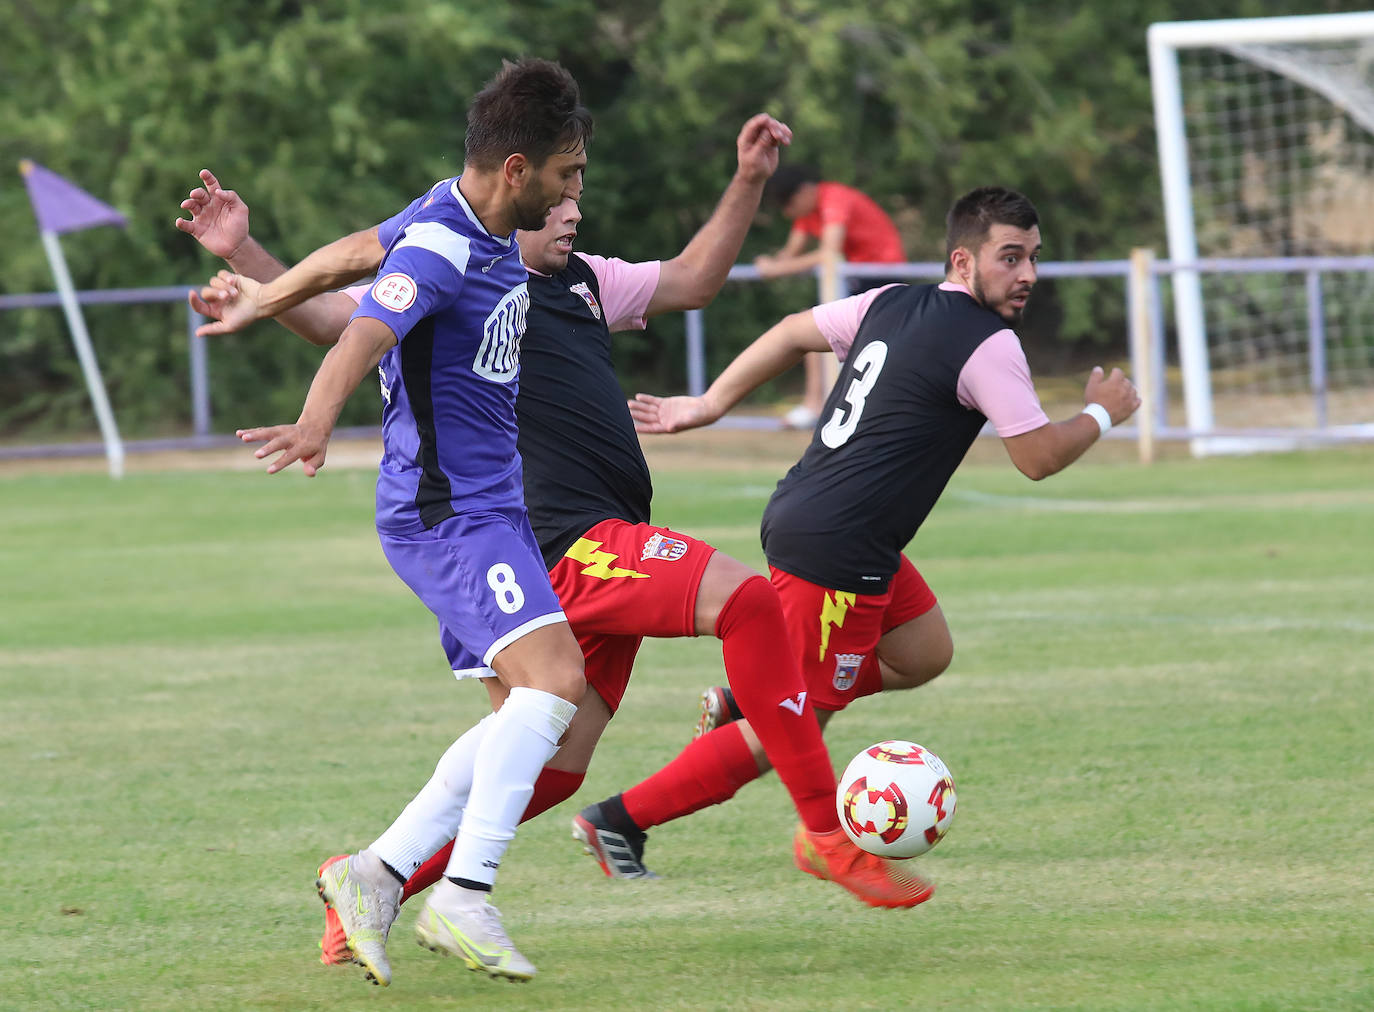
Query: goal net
1148 13 1374 452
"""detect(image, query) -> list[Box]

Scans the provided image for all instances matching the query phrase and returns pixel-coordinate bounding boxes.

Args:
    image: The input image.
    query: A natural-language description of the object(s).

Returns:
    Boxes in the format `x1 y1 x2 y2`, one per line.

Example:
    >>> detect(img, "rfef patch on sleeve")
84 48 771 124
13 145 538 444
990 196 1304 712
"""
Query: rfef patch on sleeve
371 272 418 312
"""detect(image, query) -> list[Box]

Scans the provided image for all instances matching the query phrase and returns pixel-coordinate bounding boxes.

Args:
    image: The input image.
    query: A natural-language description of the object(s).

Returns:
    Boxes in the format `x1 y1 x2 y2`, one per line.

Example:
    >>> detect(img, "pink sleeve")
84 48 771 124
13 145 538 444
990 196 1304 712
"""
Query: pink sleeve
808 284 902 361
956 330 1050 436
343 284 369 305
579 253 662 332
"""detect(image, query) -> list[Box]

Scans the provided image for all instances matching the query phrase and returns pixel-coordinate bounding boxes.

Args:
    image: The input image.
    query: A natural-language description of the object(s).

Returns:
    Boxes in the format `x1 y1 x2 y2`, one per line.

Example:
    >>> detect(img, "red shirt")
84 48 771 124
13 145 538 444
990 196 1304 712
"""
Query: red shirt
792 182 904 263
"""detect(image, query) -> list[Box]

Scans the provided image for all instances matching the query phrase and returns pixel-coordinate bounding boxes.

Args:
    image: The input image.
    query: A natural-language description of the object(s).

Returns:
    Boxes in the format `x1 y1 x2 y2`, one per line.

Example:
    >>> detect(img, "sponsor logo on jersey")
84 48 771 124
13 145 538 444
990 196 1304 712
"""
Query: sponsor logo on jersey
481 251 513 274
641 532 688 562
372 272 418 312
472 283 529 383
569 281 602 320
832 652 865 692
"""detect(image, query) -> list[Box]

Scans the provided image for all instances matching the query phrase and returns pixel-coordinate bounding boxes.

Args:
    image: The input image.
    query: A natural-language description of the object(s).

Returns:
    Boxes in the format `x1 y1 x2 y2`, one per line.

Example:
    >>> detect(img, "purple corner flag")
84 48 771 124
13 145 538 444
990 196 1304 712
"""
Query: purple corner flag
20 159 127 234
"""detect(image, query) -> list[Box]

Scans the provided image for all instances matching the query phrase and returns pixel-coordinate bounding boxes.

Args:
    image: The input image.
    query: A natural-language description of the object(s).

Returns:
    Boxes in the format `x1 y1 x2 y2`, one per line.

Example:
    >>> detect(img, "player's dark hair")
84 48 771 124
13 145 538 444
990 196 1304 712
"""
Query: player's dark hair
464 58 594 171
944 187 1039 260
764 164 821 209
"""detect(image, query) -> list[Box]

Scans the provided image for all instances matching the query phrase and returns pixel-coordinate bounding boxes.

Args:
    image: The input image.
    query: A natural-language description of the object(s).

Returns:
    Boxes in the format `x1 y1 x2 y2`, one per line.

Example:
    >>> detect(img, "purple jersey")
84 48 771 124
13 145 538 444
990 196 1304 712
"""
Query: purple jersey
358 178 530 534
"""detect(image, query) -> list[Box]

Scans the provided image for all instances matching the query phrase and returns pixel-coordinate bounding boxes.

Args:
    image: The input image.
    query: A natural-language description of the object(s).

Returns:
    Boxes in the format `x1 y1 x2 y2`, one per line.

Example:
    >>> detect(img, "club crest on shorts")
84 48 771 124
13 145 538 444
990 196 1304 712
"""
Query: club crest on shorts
832 652 865 691
641 532 688 562
569 281 602 320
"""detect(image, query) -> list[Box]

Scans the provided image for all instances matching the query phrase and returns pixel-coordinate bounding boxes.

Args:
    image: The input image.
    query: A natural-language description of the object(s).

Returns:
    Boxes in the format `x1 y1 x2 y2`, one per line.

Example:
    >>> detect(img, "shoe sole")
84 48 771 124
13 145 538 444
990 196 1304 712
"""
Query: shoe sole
794 834 935 908
851 882 936 909
316 857 359 967
571 815 616 877
571 815 657 879
796 862 936 908
415 920 534 982
316 873 390 986
695 687 730 738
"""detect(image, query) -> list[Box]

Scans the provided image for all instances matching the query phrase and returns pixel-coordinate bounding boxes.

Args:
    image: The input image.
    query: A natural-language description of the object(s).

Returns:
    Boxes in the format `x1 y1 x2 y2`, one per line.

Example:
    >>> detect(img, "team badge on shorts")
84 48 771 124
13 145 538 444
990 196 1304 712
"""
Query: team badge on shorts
832 653 865 691
641 532 688 562
569 282 602 320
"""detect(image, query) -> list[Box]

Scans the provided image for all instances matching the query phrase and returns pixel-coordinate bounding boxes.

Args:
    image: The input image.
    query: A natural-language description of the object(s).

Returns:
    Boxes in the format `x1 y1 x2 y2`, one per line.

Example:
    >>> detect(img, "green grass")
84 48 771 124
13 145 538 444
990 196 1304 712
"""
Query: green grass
2 444 1372 1011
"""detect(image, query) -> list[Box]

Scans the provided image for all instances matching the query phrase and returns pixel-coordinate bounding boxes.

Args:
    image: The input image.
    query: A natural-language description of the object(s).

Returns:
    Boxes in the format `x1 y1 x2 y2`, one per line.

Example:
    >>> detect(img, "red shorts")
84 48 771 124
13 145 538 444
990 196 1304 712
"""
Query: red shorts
770 555 937 712
548 518 716 714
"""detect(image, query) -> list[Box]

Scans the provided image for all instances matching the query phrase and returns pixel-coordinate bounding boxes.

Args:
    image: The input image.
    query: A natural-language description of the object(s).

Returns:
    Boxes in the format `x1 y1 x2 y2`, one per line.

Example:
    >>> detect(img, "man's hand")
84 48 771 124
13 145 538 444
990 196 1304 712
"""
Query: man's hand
175 169 249 259
236 419 331 476
1083 366 1141 425
753 253 788 279
628 393 719 434
192 270 266 336
735 114 792 185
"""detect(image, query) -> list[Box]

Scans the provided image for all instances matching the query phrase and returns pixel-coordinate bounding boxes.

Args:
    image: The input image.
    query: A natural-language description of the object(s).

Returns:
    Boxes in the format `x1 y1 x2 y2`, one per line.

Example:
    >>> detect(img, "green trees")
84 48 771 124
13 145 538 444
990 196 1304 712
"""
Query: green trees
1 0 1360 438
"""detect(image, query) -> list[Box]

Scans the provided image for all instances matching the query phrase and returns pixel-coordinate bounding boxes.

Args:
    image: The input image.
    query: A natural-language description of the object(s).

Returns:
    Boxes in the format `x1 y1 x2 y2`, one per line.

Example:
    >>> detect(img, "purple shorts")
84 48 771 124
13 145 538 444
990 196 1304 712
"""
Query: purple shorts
379 508 566 678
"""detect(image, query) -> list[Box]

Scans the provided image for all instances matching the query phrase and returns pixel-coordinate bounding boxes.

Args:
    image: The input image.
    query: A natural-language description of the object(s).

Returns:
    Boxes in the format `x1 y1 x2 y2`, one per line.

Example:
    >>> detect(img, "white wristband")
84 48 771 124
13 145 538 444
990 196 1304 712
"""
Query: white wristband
1081 402 1112 435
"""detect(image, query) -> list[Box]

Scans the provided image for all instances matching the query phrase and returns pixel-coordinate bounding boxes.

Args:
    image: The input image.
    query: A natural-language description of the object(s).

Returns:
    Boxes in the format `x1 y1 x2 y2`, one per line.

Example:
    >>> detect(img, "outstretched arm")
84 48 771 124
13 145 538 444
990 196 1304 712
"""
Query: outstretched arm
754 222 845 279
1001 366 1140 480
236 316 397 476
177 169 355 345
193 226 385 336
646 113 792 316
629 309 830 433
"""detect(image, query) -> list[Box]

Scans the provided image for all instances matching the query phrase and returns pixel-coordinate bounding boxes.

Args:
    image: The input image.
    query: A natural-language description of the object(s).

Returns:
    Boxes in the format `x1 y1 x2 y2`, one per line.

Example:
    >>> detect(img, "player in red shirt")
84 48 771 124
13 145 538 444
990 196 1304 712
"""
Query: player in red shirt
755 165 906 427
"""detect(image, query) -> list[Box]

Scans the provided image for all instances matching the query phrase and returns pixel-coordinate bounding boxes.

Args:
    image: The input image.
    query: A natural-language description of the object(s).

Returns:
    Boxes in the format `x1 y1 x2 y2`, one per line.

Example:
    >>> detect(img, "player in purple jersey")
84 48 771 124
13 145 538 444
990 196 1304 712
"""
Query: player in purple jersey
188 60 592 986
601 186 1141 870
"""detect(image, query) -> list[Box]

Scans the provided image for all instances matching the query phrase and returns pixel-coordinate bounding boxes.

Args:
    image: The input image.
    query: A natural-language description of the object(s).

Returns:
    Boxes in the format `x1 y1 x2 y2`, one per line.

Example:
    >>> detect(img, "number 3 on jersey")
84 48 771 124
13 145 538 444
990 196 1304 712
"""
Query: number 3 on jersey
486 563 526 614
821 341 888 448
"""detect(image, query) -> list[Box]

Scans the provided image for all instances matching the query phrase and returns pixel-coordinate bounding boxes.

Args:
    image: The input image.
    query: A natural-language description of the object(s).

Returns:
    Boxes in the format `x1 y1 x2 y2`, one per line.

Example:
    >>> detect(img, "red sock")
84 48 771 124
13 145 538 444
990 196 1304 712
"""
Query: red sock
622 721 761 828
401 766 584 903
714 575 839 834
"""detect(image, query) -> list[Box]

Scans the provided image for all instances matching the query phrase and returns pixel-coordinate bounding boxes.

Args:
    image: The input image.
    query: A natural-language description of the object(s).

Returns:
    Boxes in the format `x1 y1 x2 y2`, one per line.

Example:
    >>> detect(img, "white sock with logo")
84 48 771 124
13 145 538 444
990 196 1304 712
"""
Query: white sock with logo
444 686 577 892
369 713 494 878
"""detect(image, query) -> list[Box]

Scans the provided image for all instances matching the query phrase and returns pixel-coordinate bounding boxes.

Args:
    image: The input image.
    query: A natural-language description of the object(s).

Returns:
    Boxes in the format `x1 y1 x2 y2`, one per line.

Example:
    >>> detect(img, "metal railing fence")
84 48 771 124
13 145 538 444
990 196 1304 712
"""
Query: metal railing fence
4 253 1373 460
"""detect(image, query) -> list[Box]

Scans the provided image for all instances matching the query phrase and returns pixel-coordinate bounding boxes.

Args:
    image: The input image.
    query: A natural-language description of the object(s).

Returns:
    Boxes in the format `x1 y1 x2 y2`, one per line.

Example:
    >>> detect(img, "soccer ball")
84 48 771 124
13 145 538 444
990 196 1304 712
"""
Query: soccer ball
836 740 957 859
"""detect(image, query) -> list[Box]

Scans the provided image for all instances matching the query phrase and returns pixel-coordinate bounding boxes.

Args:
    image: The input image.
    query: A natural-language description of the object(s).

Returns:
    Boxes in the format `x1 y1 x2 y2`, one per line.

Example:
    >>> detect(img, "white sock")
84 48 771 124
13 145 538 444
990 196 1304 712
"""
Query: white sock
369 713 494 878
445 687 577 887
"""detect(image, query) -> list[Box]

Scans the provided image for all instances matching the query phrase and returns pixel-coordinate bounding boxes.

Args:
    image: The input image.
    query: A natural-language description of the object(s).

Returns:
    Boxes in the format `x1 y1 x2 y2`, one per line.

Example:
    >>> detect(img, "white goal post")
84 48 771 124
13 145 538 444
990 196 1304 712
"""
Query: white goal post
1148 12 1374 454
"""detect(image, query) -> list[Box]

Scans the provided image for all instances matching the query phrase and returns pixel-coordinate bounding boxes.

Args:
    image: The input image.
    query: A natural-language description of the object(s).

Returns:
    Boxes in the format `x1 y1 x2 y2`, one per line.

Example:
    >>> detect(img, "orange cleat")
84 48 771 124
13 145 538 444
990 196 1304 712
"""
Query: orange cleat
316 855 355 966
793 825 935 909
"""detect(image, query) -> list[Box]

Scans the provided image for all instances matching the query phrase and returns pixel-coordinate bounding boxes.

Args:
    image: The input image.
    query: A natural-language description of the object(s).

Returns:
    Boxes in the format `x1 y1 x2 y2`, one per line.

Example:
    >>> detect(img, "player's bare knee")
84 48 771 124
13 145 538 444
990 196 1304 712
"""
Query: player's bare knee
879 642 952 692
540 664 587 705
695 553 769 637
710 572 782 640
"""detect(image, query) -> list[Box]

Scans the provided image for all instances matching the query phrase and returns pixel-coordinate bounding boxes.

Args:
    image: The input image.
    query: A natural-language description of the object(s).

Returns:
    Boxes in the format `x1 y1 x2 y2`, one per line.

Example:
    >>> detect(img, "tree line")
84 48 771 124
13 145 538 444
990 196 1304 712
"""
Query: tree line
0 0 1358 438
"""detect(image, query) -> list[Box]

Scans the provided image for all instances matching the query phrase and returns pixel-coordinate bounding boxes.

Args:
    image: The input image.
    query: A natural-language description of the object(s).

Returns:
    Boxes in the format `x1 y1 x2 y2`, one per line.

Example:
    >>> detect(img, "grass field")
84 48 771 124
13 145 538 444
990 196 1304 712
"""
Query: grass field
2 433 1372 1011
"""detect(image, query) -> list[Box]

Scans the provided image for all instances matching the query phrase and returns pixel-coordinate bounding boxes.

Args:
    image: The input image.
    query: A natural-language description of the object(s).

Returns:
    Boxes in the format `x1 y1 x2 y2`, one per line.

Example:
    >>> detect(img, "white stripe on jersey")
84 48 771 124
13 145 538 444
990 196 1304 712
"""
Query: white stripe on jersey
393 220 473 274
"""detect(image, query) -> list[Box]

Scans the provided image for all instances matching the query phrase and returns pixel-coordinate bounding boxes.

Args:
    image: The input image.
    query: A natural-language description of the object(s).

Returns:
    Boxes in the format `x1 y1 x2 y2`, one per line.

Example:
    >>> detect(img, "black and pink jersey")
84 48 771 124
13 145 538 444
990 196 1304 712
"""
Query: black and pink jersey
518 252 661 567
762 282 1049 594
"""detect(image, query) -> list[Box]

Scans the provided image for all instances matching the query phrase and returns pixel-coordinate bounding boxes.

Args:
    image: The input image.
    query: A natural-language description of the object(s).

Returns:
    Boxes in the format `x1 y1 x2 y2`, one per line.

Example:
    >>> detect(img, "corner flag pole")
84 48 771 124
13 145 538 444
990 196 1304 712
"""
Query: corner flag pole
20 160 128 479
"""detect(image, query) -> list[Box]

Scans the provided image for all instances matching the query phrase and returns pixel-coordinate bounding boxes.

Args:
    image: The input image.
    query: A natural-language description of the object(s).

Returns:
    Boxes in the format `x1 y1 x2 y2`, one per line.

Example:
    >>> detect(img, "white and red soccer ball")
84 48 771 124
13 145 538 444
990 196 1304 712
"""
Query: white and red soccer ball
836 740 957 859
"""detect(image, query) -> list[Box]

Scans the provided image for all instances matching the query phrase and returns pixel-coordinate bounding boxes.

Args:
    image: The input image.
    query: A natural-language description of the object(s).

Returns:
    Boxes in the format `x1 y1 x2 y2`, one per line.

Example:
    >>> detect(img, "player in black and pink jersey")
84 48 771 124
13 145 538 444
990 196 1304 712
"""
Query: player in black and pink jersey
594 186 1141 879
182 113 933 983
